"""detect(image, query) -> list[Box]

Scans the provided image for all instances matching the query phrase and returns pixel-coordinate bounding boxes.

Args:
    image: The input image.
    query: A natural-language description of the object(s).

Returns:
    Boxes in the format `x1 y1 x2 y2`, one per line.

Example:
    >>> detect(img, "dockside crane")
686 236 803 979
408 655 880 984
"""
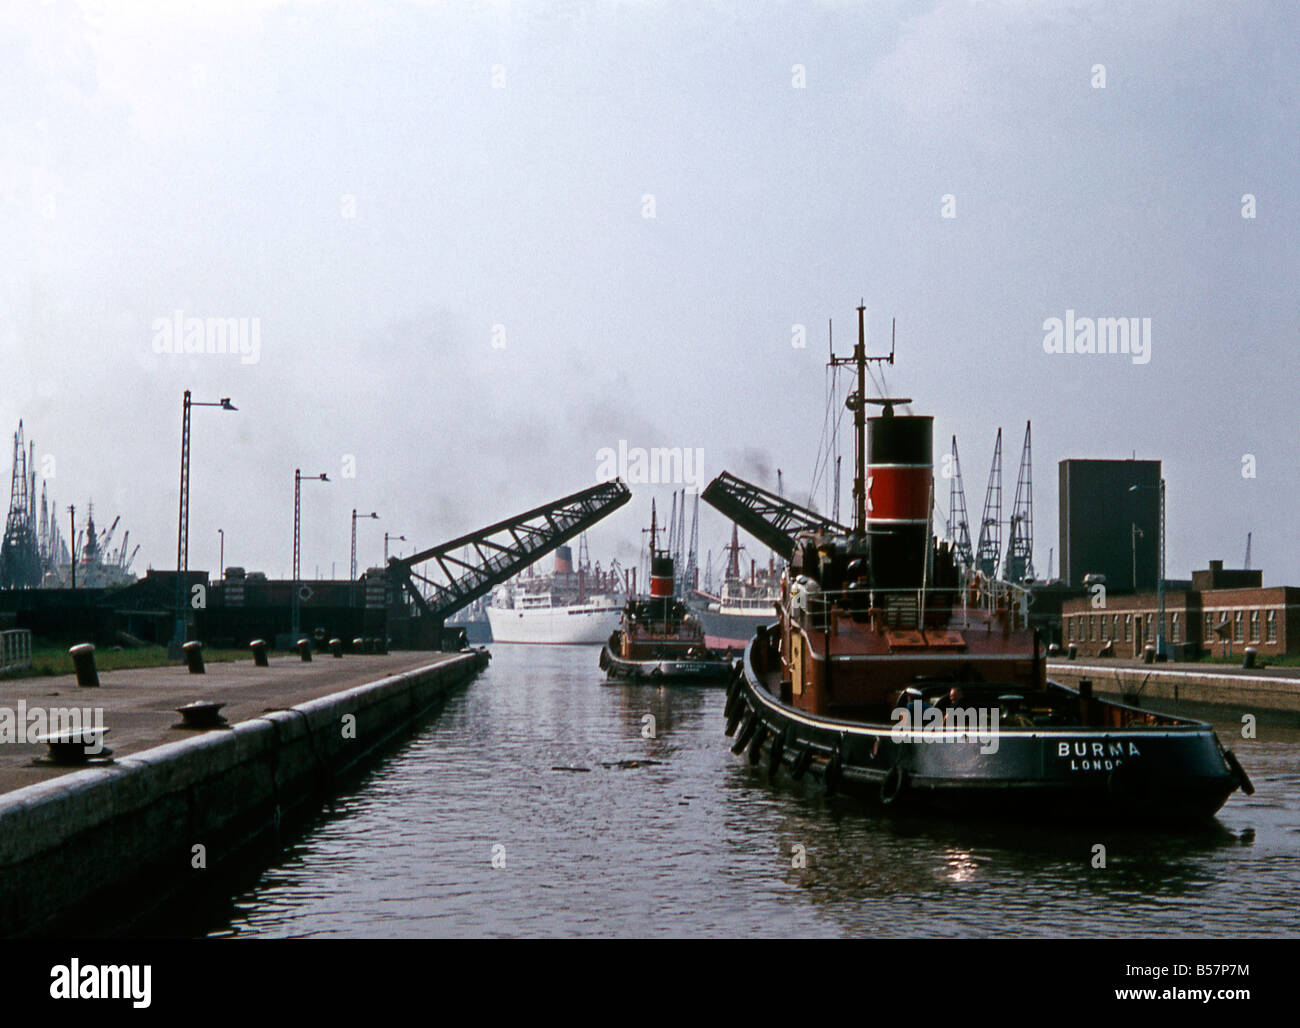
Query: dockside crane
947 435 975 571
1003 422 1035 582
974 428 1003 580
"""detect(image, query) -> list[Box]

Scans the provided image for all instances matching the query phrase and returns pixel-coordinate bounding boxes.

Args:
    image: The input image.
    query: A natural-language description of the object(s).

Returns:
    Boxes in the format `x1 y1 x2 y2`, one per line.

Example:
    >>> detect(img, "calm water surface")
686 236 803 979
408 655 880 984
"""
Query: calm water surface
206 645 1300 938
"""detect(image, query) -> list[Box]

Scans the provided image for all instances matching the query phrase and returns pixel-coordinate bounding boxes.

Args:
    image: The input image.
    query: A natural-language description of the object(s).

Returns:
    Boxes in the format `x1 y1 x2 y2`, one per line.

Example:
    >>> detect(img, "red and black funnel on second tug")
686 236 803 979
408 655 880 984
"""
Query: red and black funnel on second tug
866 404 933 590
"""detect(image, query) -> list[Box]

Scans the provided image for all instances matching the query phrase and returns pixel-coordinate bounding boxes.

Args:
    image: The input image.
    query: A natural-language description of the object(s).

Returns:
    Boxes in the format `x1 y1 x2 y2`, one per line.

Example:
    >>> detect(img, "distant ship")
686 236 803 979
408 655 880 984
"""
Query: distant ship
690 525 782 653
600 501 733 683
486 542 624 645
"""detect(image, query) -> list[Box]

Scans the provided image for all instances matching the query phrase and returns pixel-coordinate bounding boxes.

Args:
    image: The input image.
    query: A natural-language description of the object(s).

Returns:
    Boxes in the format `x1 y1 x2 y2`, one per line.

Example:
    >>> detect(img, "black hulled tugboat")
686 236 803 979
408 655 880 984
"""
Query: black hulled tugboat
600 502 733 684
718 304 1252 823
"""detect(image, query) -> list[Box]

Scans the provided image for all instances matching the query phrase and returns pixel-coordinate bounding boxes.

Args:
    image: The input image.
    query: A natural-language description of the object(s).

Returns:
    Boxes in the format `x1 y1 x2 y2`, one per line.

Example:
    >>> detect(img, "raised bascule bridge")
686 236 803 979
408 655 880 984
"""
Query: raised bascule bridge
386 480 632 648
701 470 848 561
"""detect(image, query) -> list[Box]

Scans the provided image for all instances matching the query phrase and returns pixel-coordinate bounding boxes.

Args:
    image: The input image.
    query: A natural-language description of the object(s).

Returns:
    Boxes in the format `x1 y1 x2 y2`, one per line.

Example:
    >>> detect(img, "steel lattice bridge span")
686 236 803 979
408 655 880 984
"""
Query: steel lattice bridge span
701 471 847 561
387 480 631 645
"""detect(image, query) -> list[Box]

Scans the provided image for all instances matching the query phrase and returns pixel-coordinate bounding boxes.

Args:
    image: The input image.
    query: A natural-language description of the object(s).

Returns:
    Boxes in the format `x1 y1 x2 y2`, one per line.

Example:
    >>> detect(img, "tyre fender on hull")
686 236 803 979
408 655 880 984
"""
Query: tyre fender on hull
823 746 843 797
748 723 767 765
767 729 786 783
880 765 909 806
790 744 814 781
724 703 745 737
731 713 759 754
1223 748 1255 796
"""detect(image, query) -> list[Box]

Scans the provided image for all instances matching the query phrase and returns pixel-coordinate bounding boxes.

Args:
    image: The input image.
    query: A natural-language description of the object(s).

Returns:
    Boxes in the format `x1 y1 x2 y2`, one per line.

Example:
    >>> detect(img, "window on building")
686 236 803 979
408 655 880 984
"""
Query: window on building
1171 612 1181 643
1267 610 1277 643
1233 611 1244 642
1112 614 1119 639
1124 614 1132 641
1250 610 1261 643
1204 612 1213 641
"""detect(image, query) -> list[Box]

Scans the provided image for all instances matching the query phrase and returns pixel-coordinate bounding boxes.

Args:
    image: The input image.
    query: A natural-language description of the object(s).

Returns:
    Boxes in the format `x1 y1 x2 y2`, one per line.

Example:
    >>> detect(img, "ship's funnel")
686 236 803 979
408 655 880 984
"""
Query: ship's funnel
867 411 933 589
554 544 574 575
650 556 674 597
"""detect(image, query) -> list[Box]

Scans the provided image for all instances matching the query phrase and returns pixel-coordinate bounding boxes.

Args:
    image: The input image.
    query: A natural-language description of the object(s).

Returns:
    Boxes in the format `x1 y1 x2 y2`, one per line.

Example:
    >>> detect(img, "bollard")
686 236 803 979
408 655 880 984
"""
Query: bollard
1142 644 1155 665
377 636 389 655
1243 646 1258 670
250 639 269 667
297 638 312 662
1067 643 1077 660
362 637 375 654
1047 643 1062 657
69 643 99 688
329 637 344 658
182 640 205 674
352 637 365 653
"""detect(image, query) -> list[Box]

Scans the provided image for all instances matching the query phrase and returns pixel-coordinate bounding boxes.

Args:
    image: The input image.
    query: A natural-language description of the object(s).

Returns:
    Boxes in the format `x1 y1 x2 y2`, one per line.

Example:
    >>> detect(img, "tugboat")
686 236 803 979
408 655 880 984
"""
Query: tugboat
719 304 1253 822
600 503 733 684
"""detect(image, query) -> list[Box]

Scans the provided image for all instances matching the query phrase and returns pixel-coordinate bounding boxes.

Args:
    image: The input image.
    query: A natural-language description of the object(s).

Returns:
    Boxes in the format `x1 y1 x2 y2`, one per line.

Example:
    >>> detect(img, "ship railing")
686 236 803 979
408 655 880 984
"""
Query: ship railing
790 583 1031 632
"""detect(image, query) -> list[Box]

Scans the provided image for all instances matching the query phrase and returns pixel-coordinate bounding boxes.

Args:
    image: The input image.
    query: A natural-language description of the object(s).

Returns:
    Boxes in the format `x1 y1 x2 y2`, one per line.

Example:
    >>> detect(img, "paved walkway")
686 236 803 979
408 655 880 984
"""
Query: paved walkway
0 652 458 797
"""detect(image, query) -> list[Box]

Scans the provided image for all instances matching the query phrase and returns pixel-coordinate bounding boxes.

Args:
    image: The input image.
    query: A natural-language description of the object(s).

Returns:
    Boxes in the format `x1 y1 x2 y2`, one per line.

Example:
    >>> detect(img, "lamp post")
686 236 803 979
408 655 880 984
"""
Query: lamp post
1129 480 1166 657
218 528 225 579
175 392 237 648
351 510 379 605
384 532 406 563
1130 523 1143 591
293 469 330 636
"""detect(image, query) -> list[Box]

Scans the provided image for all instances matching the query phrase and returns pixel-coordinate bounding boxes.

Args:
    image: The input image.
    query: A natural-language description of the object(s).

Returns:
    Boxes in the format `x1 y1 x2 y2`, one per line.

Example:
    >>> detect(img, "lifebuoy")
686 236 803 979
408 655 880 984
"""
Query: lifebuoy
880 765 908 806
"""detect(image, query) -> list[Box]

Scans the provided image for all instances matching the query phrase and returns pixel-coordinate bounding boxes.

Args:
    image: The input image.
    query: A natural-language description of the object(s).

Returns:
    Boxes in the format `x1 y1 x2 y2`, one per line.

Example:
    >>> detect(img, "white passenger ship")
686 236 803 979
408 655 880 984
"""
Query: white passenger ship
486 544 625 645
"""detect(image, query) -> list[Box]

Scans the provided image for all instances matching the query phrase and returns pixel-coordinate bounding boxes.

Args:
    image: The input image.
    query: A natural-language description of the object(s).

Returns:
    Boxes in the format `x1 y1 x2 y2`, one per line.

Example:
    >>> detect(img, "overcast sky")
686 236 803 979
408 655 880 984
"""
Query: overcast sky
3 0 1296 590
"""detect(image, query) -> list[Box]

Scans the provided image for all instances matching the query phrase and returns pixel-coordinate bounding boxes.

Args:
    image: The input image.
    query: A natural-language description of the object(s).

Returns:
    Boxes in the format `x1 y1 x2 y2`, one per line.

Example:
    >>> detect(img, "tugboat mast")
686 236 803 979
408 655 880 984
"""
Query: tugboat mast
829 302 896 536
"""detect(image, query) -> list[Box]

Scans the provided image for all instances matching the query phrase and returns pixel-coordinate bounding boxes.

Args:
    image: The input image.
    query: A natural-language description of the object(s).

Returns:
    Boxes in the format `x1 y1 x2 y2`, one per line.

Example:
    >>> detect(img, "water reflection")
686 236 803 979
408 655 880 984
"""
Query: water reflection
194 645 1299 938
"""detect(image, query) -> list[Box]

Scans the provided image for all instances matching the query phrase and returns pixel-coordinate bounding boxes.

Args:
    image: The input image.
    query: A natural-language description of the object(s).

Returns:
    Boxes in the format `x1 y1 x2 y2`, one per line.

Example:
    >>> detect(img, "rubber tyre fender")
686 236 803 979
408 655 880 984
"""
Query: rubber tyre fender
790 745 814 781
748 723 767 765
767 729 786 783
1223 748 1255 796
880 765 909 806
823 748 843 797
731 713 759 754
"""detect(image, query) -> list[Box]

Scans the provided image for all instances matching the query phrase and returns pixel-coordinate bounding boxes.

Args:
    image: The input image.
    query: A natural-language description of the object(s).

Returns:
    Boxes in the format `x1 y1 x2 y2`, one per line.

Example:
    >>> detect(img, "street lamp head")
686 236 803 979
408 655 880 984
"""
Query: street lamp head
319 473 330 482
220 398 236 411
366 512 379 519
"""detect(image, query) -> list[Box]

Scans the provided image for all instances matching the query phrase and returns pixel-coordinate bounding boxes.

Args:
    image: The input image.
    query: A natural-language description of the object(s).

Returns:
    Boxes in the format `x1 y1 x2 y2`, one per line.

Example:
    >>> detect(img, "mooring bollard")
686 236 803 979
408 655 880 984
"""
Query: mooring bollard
182 640 205 674
1067 643 1077 660
329 638 344 658
69 643 99 688
1243 646 1258 670
298 638 312 662
1142 644 1155 665
377 636 389 655
250 639 269 667
352 637 365 653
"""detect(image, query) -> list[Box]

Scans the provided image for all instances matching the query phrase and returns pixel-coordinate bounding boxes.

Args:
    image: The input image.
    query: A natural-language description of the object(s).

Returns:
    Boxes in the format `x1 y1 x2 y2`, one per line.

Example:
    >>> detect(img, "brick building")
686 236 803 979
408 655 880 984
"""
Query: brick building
1061 561 1300 659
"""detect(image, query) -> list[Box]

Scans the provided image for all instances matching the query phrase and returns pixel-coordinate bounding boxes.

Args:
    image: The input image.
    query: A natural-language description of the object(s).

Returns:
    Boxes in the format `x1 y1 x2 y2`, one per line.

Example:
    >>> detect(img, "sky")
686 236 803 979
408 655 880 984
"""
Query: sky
2 0 1297 590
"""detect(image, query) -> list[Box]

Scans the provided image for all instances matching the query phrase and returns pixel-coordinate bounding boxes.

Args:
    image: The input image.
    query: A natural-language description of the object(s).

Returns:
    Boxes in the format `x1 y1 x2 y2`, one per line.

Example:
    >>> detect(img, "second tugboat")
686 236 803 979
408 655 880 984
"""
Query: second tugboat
716 303 1253 823
600 502 733 684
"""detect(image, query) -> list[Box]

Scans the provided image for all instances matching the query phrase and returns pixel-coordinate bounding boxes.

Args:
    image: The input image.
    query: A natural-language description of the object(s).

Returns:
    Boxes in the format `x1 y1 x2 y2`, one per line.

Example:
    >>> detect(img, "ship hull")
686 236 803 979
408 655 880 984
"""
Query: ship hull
694 608 772 652
729 633 1243 824
486 603 622 645
600 641 733 684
